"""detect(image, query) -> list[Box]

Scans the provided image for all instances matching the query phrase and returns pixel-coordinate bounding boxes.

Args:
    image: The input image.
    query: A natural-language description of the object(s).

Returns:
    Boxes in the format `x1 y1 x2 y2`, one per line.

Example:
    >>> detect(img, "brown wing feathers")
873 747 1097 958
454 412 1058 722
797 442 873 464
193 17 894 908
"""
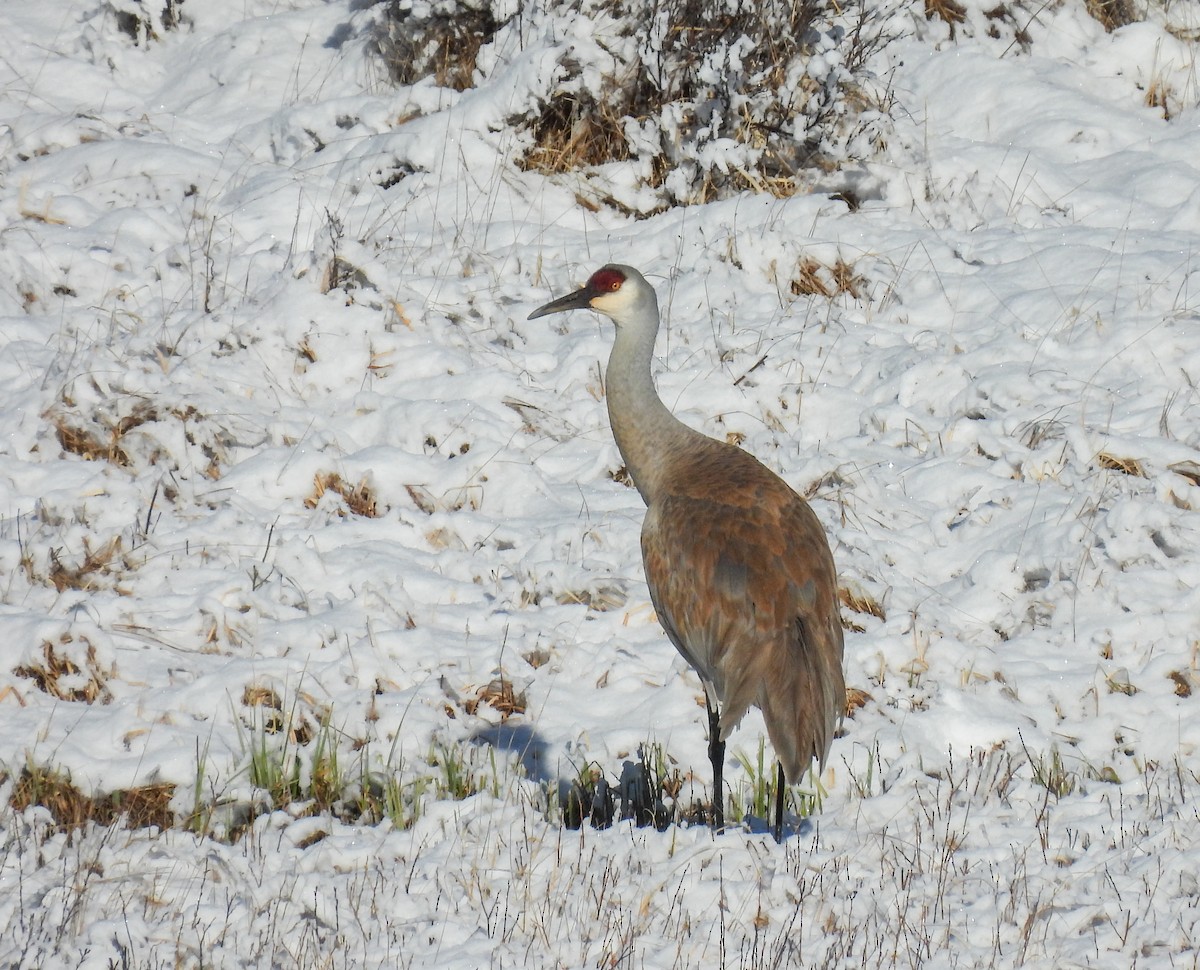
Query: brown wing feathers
640 439 844 784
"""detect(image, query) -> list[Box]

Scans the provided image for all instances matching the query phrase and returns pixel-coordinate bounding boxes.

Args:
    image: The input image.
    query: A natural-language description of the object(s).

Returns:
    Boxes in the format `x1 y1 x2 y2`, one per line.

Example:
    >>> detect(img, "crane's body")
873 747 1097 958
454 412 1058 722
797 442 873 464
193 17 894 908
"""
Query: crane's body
529 265 844 838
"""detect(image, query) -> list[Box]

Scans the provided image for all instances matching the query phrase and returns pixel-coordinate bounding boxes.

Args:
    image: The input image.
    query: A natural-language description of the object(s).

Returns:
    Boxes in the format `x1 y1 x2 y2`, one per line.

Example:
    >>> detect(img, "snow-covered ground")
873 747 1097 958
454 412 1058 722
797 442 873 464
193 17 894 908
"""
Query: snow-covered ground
1 0 1199 966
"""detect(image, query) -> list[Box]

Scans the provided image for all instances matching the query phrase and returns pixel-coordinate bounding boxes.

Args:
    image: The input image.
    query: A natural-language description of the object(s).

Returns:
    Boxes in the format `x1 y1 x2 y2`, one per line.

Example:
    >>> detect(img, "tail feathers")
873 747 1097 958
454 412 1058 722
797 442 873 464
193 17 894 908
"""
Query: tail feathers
758 616 845 784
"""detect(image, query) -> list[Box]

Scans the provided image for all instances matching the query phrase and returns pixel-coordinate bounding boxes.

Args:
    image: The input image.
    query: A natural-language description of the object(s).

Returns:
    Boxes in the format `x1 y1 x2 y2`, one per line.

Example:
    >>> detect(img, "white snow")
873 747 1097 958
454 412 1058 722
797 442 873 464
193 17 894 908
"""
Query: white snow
1 0 1199 966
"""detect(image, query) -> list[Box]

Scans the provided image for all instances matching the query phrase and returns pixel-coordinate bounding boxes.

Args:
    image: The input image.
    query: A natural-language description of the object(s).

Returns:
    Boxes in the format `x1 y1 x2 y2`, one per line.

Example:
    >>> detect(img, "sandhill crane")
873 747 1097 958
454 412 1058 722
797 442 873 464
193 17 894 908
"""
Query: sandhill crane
529 264 844 840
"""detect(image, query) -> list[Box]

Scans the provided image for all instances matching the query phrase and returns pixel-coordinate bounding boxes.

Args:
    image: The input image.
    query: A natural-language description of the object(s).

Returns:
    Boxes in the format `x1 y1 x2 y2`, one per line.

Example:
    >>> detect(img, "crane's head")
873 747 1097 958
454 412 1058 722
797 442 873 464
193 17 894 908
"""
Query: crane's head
527 264 654 327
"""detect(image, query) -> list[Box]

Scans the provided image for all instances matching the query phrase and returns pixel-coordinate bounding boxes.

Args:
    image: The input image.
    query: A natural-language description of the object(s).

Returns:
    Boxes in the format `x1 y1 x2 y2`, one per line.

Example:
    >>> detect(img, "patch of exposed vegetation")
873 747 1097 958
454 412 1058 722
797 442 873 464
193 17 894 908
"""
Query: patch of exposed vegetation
14 636 115 704
11 762 174 832
371 1 499 90
305 471 380 517
371 0 898 211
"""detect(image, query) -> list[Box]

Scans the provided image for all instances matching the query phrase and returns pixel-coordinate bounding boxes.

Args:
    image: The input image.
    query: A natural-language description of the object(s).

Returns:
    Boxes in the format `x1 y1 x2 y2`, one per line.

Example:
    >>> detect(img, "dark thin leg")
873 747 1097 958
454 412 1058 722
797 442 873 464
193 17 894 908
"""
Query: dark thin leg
706 698 724 831
773 762 785 843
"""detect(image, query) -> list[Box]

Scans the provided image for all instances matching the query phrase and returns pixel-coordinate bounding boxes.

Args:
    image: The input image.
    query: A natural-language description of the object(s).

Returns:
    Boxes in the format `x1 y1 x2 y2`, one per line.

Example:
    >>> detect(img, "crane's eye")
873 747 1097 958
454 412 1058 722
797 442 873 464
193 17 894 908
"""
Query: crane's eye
590 268 625 292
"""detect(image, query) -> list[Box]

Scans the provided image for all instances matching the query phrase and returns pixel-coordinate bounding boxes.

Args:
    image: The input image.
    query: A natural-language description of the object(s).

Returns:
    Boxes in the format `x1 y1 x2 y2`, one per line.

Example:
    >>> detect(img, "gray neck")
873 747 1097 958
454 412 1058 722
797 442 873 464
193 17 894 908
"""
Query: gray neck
604 301 702 505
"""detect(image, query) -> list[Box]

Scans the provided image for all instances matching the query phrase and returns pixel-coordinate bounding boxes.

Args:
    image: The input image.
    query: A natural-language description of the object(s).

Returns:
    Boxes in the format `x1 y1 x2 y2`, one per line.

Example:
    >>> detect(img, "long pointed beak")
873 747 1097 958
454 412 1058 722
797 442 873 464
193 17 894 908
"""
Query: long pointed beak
527 286 594 320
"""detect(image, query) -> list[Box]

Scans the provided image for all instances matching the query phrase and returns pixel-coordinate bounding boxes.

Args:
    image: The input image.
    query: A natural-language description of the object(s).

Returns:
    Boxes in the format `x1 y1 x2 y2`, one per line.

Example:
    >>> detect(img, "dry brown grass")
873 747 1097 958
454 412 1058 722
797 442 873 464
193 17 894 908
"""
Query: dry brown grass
242 683 283 710
521 92 811 211
791 257 865 299
306 472 379 517
1085 0 1137 32
48 535 123 592
982 3 1033 50
242 682 289 735
1145 77 1176 121
1096 452 1146 477
832 259 865 298
463 676 527 721
792 258 832 297
50 402 156 466
297 334 318 363
521 91 632 176
50 400 226 479
845 686 873 717
610 465 636 489
554 583 627 612
14 635 115 704
372 7 497 91
925 0 968 35
839 585 887 621
406 483 437 515
112 0 186 43
11 762 174 832
1169 670 1193 698
240 683 318 744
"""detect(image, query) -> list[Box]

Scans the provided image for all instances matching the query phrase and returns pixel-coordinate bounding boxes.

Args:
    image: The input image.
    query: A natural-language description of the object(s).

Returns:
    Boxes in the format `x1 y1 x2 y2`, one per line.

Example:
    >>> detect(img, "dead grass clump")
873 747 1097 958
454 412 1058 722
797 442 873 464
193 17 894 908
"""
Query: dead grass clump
48 536 123 592
832 259 866 298
791 257 865 298
242 683 284 711
240 683 317 744
521 91 633 175
1096 452 1146 477
925 0 968 36
464 676 527 721
52 418 111 461
371 3 498 90
11 762 175 832
1145 77 1176 121
839 585 887 620
1085 0 1138 32
110 0 188 45
242 682 288 738
792 258 833 297
50 402 156 466
845 686 873 716
610 465 636 489
14 636 115 704
981 3 1033 50
554 582 627 612
306 472 379 517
